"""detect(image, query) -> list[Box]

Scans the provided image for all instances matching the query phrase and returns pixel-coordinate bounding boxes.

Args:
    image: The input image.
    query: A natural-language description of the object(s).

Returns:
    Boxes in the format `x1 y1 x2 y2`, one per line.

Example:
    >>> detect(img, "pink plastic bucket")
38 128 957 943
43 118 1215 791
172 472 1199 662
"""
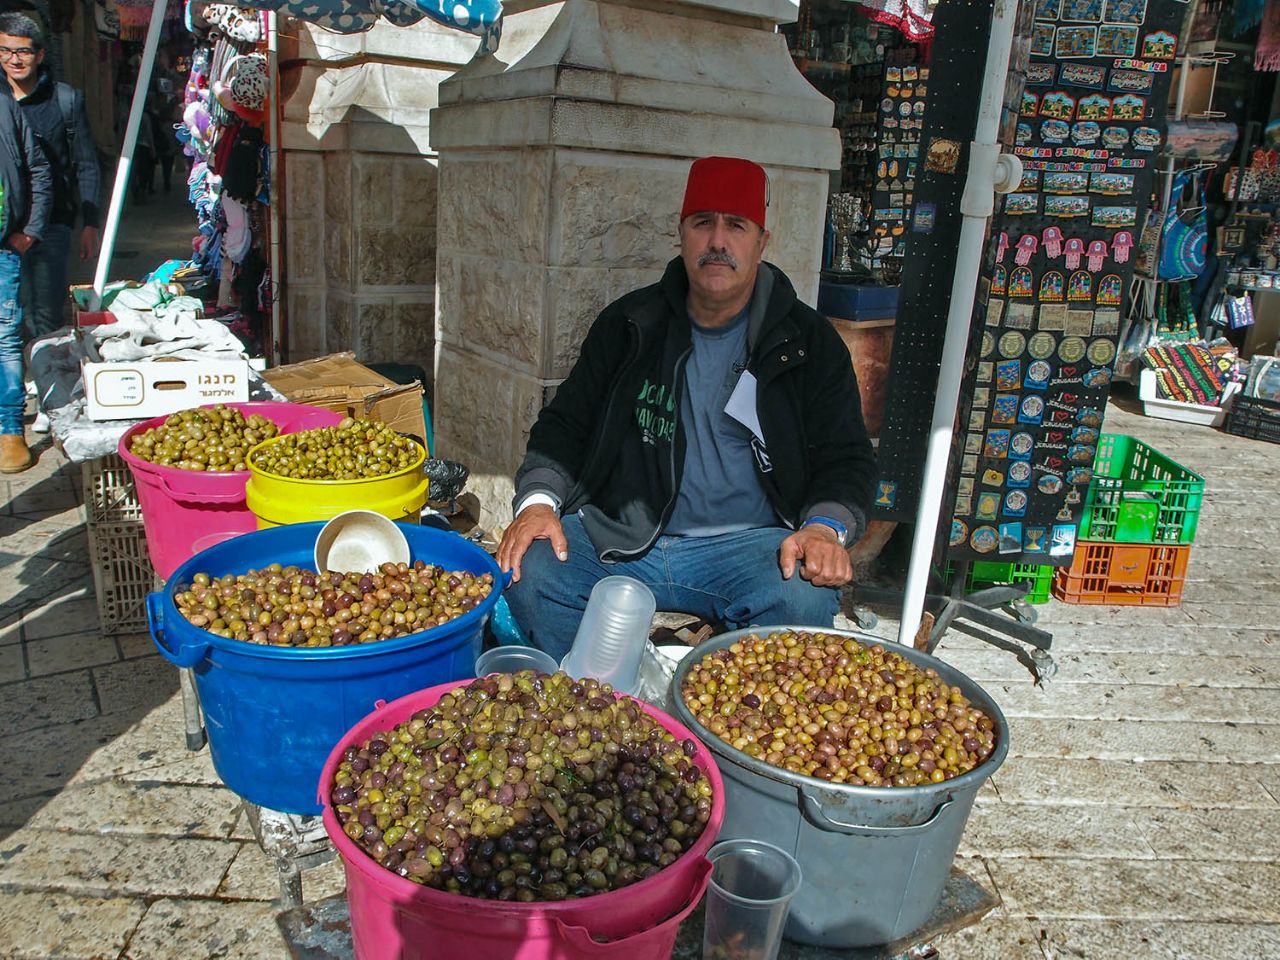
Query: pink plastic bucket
320 680 725 960
118 402 343 580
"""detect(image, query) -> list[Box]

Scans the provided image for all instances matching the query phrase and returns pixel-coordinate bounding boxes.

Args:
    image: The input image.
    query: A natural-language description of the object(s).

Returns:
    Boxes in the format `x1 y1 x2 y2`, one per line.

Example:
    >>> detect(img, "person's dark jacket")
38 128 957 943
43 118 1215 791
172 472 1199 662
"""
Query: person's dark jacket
515 257 877 562
0 93 50 243
0 68 99 228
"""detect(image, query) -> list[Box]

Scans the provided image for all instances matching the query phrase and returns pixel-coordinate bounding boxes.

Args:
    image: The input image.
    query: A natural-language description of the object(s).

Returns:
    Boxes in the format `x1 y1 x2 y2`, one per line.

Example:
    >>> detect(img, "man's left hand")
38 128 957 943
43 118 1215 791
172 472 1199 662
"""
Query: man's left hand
7 233 35 255
80 227 100 260
779 525 853 587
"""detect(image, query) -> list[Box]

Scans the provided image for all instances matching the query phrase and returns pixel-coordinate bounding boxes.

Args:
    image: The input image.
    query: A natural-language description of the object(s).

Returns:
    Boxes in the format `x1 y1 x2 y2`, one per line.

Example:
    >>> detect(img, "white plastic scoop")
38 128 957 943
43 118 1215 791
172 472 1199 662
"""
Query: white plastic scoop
313 510 411 574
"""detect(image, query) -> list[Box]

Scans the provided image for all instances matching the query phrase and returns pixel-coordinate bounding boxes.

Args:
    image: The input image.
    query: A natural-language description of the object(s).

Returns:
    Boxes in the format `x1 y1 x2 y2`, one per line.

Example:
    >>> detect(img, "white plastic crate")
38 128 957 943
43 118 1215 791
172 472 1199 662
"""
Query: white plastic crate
1138 368 1239 428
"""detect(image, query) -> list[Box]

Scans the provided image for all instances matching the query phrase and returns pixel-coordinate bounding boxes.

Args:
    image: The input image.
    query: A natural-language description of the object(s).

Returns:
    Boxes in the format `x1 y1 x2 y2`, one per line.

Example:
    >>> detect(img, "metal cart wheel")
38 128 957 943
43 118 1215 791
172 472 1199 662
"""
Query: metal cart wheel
851 606 879 631
1010 599 1038 625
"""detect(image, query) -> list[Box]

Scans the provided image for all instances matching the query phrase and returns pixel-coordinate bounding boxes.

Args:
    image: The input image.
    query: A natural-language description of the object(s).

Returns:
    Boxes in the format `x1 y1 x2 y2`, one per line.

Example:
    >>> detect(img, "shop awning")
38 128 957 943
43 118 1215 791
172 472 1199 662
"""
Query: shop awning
237 0 501 38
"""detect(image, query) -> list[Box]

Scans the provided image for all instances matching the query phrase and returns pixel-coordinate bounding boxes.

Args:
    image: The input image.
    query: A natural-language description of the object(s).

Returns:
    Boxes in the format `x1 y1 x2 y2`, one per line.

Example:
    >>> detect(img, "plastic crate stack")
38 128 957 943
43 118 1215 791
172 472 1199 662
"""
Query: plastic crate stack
942 560 1054 604
1224 395 1280 445
1052 434 1203 606
83 454 161 634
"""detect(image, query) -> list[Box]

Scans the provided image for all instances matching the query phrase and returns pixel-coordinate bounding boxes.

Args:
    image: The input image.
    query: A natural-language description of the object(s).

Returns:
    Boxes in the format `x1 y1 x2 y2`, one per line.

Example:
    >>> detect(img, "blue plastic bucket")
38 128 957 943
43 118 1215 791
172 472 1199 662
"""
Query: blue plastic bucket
147 522 504 814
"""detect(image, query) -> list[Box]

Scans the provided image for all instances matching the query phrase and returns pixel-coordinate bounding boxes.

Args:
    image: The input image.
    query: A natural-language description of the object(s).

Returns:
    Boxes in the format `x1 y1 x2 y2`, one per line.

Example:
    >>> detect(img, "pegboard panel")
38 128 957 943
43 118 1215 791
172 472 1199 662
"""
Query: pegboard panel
872 0 1014 521
944 0 1187 565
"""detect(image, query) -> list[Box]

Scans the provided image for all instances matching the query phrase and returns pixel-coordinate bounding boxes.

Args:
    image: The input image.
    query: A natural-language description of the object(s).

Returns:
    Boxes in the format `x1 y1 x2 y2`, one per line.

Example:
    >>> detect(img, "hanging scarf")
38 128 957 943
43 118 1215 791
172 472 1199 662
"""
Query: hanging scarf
1234 0 1268 34
1258 0 1280 70
852 0 936 41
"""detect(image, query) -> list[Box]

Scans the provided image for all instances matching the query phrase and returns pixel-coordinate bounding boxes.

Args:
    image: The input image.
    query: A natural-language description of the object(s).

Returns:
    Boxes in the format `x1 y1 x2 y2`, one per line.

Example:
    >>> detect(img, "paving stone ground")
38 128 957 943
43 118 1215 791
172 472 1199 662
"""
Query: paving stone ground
1 192 1278 958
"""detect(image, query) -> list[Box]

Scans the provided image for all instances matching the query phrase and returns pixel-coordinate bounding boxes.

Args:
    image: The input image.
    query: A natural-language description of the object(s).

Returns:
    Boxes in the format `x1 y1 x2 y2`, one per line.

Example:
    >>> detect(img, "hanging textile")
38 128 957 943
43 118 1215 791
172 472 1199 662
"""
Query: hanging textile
1258 0 1280 70
236 0 501 39
117 0 182 41
849 0 936 41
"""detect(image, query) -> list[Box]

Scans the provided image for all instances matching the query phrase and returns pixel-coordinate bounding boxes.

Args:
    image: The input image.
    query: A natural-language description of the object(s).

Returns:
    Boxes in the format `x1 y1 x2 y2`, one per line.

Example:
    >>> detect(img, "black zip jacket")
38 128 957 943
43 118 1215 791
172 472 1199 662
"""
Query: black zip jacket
0 94 50 243
1 69 100 228
515 257 877 561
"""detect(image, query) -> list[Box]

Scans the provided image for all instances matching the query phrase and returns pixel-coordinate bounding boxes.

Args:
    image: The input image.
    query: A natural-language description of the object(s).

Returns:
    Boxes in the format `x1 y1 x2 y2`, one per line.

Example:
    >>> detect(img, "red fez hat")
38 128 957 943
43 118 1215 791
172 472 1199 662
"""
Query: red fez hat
680 156 768 229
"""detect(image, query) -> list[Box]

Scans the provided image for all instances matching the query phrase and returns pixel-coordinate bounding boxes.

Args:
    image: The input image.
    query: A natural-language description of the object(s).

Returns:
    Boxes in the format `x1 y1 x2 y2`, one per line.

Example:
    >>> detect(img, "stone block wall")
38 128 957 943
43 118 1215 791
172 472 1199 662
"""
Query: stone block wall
279 20 477 396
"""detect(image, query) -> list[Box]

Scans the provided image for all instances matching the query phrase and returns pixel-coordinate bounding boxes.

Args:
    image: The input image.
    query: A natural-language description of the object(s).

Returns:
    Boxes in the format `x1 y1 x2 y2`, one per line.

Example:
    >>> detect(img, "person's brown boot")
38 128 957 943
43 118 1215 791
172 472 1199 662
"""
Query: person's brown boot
0 434 33 473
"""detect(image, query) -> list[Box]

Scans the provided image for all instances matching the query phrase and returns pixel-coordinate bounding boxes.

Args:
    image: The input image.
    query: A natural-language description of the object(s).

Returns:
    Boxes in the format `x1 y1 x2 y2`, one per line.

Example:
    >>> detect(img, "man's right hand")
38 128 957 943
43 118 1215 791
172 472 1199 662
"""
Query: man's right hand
497 504 568 583
7 233 35 255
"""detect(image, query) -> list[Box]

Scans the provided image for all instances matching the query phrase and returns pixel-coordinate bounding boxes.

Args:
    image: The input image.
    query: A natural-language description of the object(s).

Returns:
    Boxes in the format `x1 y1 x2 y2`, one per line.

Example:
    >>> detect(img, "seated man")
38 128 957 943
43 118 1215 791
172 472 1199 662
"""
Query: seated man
498 156 876 659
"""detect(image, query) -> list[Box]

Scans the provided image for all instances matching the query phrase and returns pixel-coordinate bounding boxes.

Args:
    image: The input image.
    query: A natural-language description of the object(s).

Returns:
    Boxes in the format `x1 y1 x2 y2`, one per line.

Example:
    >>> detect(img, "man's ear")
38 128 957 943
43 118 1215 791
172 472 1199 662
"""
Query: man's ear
760 228 771 253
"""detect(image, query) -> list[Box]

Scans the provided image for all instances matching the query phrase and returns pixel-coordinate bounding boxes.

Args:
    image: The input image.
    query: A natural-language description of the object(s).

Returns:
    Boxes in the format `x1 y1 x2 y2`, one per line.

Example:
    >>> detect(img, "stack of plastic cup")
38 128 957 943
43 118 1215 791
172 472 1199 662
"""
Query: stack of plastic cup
560 576 656 695
702 839 803 960
474 645 559 676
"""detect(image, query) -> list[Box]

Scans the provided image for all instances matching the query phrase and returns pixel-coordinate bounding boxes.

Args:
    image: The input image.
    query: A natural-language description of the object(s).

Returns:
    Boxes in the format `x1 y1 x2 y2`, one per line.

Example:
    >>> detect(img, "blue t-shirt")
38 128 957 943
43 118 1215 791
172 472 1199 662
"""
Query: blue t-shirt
665 307 777 537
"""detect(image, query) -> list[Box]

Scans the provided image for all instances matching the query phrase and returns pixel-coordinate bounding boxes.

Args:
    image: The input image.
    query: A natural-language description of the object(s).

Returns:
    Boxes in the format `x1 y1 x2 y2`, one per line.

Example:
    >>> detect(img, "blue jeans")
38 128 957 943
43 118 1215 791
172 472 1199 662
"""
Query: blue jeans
21 223 71 342
504 513 840 661
0 247 25 434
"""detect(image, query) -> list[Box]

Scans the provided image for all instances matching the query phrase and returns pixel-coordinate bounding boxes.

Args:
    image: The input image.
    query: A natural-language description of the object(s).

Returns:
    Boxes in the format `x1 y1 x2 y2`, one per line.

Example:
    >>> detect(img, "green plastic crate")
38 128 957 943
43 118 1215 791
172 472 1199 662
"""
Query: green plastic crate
943 561 1053 604
1079 434 1204 545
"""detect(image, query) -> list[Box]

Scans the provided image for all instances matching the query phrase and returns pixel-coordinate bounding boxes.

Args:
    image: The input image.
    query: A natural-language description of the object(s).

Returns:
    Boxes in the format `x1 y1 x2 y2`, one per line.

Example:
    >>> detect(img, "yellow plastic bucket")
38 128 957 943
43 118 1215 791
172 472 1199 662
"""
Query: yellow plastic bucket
244 435 428 529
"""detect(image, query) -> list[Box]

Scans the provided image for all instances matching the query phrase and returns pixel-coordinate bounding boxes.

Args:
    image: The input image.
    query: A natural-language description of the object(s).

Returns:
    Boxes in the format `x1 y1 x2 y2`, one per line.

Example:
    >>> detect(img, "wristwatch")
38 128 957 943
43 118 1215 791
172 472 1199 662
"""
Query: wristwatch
802 516 849 547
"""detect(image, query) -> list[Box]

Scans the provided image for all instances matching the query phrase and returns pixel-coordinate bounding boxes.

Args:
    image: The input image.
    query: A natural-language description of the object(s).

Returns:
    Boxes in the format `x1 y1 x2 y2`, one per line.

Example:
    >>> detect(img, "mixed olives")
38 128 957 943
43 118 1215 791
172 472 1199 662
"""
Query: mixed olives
331 672 714 900
128 405 279 471
681 631 997 788
249 417 419 480
174 562 493 646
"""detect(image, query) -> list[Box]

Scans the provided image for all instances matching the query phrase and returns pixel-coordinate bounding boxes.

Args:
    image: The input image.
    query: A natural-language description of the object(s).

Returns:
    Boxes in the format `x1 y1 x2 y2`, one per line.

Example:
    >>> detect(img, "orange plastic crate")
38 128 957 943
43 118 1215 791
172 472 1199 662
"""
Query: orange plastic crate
1052 540 1190 606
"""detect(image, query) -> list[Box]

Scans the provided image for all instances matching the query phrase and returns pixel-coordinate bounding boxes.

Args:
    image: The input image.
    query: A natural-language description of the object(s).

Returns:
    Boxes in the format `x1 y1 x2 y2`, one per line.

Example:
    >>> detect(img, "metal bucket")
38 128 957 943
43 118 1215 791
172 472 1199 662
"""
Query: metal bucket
669 626 1009 949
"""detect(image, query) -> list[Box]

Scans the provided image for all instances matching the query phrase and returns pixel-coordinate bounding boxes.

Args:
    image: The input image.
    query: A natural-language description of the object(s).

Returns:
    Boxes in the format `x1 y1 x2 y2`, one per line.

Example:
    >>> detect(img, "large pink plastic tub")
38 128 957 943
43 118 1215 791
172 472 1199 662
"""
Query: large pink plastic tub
320 679 725 960
118 401 343 580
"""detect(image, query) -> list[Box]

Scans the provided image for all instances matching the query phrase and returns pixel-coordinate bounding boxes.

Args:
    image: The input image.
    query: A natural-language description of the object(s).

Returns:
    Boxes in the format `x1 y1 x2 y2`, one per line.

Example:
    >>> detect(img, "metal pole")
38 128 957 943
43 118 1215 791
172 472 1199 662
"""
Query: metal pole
897 0 1022 647
90 0 169 309
267 10 283 363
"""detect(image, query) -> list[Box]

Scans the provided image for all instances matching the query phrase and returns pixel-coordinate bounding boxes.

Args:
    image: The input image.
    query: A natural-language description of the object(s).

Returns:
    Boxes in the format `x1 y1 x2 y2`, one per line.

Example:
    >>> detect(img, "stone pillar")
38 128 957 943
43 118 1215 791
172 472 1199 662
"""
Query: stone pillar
279 18 479 392
430 0 840 526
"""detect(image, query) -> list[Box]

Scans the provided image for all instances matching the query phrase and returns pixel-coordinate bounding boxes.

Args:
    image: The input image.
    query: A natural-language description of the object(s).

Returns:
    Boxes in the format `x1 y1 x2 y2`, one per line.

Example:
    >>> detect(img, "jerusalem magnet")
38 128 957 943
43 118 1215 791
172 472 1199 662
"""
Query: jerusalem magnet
1132 127 1162 150
1108 69 1154 94
1045 196 1090 218
971 525 998 553
963 454 979 474
1096 275 1123 304
1090 172 1135 195
1067 466 1093 485
1072 122 1101 145
1028 332 1057 359
1096 24 1138 56
1067 271 1093 302
999 331 1027 358
925 138 962 173
1050 524 1077 557
1111 94 1146 120
1003 491 1029 520
956 495 973 516
1060 63 1106 87
1022 90 1040 116
1069 443 1096 463
977 361 994 383
1016 122 1034 145
981 331 996 357
1023 526 1048 553
950 520 969 547
1027 359 1053 389
997 360 1022 391
1019 394 1046 424
1009 266 1035 297
1142 30 1177 59
1083 366 1113 387
1041 119 1072 143
1032 23 1057 56
1077 94 1112 121
1039 271 1066 302
968 409 987 432
1092 206 1137 227
1041 92 1077 120
1010 432 1035 460
1087 338 1117 365
1072 425 1100 444
1059 336 1088 362
1066 309 1095 335
1102 125 1130 148
981 467 1005 486
1037 473 1064 495
1035 0 1062 18
973 387 991 408
875 481 898 508
959 477 976 497
1078 406 1103 427
966 432 984 454
1039 303 1068 331
1027 63 1056 85
1103 0 1146 23
1005 194 1040 216
1060 0 1102 21
992 394 1020 423
999 522 1024 554
1008 302 1036 329
1045 171 1089 194
987 298 1006 326
1055 25 1098 58
1008 461 1033 488
976 492 1001 520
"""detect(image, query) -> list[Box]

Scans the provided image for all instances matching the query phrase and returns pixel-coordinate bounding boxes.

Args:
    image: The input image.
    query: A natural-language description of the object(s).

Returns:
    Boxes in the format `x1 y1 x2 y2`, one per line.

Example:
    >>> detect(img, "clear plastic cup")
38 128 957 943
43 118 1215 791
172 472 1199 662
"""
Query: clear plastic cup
702 839 803 960
560 576 656 694
474 645 559 677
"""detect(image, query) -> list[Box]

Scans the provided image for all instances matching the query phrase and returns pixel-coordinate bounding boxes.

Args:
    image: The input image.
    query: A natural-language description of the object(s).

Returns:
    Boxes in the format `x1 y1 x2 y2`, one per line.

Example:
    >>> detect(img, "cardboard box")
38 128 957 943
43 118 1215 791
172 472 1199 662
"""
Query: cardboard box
262 353 428 446
83 358 252 421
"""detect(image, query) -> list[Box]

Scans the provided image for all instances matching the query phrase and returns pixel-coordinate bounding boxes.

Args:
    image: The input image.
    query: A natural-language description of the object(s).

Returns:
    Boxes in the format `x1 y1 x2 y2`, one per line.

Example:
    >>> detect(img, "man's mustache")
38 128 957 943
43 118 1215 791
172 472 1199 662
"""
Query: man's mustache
698 251 738 269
